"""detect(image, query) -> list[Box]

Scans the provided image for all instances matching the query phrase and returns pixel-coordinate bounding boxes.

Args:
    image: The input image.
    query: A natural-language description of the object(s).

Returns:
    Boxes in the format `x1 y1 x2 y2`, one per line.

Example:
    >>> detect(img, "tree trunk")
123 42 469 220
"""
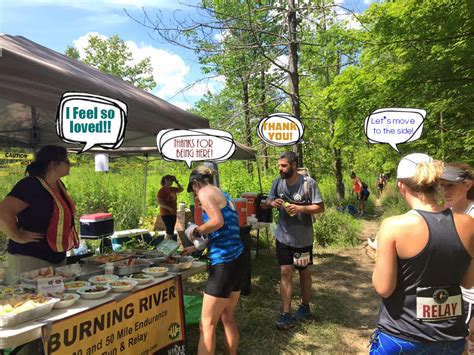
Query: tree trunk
259 69 269 172
287 0 303 165
323 10 345 200
242 79 253 173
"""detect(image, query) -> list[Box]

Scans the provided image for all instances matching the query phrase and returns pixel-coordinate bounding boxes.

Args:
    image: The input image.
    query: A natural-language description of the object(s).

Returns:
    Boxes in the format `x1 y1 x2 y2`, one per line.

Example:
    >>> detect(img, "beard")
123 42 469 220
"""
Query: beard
279 167 294 179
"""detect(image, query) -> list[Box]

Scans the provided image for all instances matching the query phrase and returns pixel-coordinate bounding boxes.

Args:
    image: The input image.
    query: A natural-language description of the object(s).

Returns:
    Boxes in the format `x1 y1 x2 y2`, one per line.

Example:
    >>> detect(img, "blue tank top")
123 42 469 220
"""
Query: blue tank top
202 192 243 265
376 209 471 343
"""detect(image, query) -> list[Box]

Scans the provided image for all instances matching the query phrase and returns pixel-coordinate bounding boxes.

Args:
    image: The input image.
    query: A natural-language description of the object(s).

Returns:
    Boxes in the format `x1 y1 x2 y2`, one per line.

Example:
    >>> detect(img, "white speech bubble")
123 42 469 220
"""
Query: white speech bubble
157 129 236 168
56 92 127 153
364 108 426 152
256 113 304 146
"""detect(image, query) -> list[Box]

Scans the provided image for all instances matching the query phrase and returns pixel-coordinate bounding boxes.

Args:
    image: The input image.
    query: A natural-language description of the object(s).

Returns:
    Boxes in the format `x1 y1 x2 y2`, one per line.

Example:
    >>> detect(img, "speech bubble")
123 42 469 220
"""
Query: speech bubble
56 92 127 153
256 113 304 146
364 108 426 152
157 129 236 168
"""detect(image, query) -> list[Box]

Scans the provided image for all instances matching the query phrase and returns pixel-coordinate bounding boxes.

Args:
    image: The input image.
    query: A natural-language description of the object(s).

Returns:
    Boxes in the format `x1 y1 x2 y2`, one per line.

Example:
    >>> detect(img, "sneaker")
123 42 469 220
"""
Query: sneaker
276 312 293 330
292 304 311 322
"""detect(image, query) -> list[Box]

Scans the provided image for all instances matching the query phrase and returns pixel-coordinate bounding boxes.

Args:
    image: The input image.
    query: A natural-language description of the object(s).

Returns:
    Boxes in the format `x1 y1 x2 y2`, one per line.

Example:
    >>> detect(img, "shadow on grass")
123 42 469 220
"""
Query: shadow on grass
183 247 377 354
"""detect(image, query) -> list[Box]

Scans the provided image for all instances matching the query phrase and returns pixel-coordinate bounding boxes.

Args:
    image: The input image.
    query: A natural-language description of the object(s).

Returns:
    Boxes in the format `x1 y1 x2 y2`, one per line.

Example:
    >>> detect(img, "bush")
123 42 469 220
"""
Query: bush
313 208 362 247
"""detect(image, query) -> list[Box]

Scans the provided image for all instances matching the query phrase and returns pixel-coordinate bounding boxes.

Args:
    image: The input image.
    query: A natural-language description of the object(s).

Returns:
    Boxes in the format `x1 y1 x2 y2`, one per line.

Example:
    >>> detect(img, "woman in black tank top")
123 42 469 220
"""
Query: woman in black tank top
370 153 474 354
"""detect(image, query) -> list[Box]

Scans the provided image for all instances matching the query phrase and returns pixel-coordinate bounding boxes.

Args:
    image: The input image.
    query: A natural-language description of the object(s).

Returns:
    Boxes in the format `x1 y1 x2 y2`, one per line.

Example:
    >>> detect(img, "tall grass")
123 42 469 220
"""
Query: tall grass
0 156 375 249
379 183 409 218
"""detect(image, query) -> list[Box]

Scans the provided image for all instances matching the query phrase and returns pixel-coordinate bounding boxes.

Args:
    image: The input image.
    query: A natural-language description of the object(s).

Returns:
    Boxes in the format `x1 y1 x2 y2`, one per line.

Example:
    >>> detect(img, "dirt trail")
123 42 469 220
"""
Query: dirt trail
308 199 383 353
185 199 385 354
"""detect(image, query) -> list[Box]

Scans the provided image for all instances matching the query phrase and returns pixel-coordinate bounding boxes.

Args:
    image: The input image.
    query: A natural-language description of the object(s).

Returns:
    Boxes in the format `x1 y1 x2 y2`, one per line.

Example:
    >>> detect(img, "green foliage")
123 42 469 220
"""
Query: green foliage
380 183 410 219
64 164 145 230
313 208 362 247
65 34 156 90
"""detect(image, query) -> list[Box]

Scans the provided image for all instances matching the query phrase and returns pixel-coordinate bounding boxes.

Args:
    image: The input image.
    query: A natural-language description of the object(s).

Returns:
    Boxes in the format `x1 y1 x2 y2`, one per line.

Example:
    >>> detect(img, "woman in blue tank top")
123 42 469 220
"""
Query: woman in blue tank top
370 153 474 354
182 166 246 355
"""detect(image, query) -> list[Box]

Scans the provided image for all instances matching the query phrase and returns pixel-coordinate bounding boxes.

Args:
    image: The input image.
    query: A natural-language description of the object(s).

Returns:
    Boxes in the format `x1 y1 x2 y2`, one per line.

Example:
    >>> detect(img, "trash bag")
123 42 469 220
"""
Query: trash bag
184 295 203 326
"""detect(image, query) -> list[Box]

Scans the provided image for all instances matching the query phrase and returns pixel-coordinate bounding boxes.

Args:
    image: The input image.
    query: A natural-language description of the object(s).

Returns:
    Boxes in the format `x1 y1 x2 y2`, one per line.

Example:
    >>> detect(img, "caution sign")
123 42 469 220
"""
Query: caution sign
0 151 34 160
42 277 186 355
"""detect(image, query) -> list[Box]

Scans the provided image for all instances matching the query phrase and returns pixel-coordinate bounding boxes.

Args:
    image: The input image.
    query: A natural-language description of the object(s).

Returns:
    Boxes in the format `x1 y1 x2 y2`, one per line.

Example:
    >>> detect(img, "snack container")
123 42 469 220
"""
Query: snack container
142 267 168 278
112 259 152 276
80 213 114 239
55 264 103 282
124 273 154 285
77 285 111 300
158 256 194 272
20 267 75 289
53 294 80 309
0 297 59 328
81 254 130 265
108 280 138 292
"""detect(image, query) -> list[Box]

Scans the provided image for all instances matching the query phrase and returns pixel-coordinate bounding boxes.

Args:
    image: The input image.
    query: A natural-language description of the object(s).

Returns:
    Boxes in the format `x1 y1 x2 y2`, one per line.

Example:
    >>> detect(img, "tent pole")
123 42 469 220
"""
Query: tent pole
255 155 263 193
143 154 149 216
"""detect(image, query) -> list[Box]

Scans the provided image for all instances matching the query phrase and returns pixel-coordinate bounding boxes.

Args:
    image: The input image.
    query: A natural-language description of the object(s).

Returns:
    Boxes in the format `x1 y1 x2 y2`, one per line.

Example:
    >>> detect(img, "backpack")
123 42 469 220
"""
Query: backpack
360 181 370 197
273 176 312 204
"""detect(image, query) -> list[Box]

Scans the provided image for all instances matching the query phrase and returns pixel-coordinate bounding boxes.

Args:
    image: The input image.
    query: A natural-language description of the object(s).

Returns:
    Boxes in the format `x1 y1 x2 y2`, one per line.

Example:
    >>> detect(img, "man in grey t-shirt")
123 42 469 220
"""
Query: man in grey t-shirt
268 152 325 330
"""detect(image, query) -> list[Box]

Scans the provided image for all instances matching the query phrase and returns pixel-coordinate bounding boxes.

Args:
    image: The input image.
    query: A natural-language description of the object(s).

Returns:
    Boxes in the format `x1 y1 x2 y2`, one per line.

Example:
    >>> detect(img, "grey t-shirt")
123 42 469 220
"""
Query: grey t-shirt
268 175 323 248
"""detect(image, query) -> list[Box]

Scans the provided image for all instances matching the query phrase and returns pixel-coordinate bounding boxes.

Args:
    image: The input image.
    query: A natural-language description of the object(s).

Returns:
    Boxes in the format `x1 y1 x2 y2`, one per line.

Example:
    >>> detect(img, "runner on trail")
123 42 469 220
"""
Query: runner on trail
376 172 386 197
440 162 474 353
370 153 474 354
351 172 370 216
268 151 325 330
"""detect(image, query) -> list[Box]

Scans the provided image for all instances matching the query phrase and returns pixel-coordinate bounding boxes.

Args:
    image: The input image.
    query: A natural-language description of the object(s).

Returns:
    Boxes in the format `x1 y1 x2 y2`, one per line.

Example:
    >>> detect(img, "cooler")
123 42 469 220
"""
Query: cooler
256 194 273 223
241 192 258 216
194 197 203 226
80 213 114 239
233 198 248 227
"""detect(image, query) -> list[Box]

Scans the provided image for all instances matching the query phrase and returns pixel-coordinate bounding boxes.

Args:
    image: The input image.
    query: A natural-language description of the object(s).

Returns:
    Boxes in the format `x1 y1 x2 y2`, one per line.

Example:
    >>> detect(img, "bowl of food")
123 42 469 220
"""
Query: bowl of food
88 275 119 285
142 267 169 278
124 273 154 285
64 281 91 293
77 285 111 300
160 256 194 272
108 280 138 293
53 293 80 309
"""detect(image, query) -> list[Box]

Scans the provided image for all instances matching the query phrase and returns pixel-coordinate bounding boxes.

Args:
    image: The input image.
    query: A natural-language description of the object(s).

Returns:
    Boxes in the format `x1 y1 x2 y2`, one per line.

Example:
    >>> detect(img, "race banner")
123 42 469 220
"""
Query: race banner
42 276 186 355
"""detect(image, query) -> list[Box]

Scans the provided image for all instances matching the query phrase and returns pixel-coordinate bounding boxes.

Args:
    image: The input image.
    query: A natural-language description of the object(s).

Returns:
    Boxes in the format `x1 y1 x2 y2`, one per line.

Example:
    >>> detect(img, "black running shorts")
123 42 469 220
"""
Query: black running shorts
276 239 313 270
205 252 247 298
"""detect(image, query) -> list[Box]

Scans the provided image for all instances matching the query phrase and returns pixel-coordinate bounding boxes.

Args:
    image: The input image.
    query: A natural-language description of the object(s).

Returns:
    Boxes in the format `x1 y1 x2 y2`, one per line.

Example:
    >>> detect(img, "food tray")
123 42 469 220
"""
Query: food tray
113 259 152 275
158 256 193 272
20 267 76 289
0 298 58 328
81 254 131 265
55 264 103 282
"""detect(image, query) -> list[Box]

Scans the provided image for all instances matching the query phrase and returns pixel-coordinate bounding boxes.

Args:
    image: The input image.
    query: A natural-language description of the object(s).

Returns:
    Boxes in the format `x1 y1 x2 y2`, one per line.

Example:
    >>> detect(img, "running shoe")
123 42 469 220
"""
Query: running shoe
292 304 311 322
276 312 293 330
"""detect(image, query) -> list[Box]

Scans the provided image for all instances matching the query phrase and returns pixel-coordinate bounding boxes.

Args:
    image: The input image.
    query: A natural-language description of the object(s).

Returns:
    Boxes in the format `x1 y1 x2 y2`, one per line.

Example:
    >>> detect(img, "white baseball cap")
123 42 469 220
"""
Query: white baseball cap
397 153 433 179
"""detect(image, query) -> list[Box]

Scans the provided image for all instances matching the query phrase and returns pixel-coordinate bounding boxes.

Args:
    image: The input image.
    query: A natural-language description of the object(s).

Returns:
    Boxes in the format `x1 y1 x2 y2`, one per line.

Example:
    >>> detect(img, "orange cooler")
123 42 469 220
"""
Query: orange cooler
194 197 203 225
233 198 248 227
241 192 258 216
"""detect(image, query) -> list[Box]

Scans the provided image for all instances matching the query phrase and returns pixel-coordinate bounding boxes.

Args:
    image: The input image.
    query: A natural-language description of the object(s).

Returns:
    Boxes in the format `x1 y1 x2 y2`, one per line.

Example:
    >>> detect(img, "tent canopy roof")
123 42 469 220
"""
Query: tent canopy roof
0 35 209 148
68 140 256 161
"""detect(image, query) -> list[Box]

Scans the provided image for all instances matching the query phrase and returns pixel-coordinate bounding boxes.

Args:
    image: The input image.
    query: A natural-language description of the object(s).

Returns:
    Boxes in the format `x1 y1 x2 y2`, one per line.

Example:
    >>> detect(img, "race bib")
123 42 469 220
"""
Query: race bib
293 252 311 267
416 286 462 322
